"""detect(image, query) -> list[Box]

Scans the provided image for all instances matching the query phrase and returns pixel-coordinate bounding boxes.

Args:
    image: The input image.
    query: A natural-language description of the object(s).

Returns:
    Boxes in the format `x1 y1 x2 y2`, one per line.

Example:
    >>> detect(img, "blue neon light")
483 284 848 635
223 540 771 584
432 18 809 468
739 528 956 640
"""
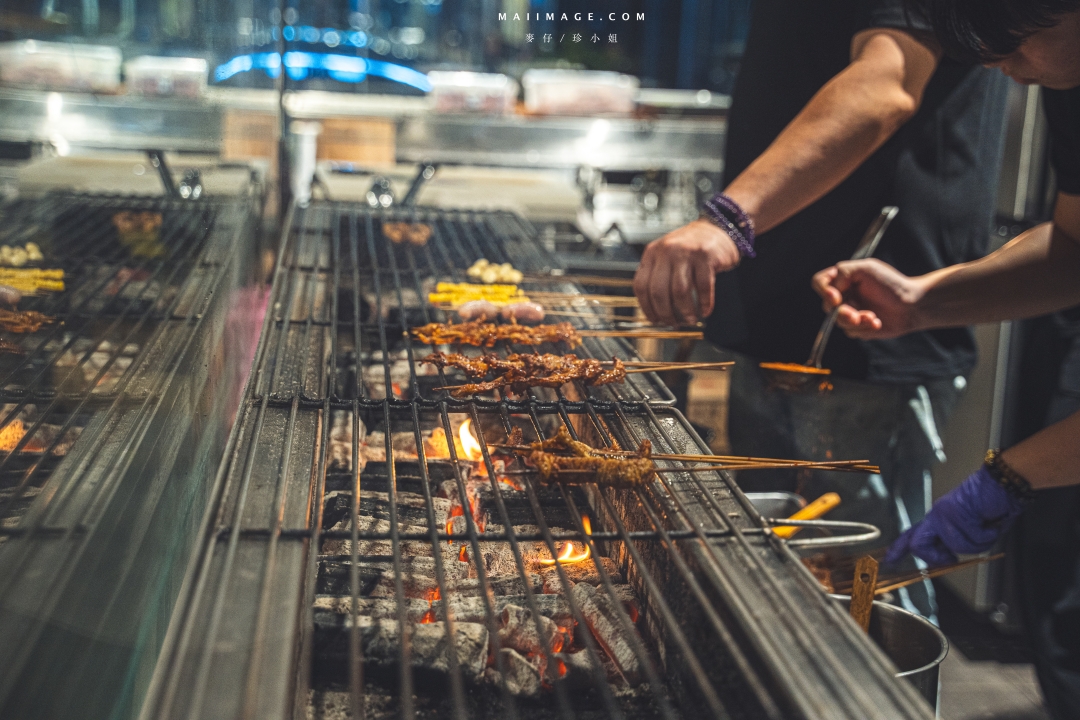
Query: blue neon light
213 51 432 91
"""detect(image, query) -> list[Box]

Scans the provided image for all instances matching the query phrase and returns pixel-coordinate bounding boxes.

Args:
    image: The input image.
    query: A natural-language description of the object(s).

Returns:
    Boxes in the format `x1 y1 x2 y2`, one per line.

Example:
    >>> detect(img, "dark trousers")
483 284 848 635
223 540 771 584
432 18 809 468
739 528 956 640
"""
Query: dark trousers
719 349 964 621
1014 311 1080 720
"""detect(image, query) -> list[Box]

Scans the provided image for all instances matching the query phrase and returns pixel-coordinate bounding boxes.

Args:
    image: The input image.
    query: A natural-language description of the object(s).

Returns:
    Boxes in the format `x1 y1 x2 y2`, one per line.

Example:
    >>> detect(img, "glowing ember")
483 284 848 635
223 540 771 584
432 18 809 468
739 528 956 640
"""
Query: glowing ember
459 419 483 461
499 475 525 491
445 518 455 544
425 426 464 459
420 608 437 624
556 659 567 678
551 633 564 653
458 545 470 563
0 419 25 452
426 587 441 603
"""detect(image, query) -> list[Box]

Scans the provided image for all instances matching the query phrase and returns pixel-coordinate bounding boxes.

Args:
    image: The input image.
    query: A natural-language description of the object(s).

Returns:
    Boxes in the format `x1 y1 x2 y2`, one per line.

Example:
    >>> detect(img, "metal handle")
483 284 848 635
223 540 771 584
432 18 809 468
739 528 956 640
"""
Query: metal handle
765 517 882 548
806 206 899 368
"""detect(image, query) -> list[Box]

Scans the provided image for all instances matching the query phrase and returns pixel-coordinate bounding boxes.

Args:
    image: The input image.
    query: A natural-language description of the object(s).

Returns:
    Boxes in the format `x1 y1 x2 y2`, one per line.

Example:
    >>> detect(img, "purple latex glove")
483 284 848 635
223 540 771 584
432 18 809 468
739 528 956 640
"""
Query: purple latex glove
884 465 1026 567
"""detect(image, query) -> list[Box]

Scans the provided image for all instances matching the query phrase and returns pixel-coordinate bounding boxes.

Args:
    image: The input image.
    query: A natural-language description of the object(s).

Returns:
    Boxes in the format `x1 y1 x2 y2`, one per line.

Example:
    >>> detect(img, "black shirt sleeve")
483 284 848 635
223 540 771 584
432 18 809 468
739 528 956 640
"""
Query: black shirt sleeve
858 0 933 34
1043 87 1080 195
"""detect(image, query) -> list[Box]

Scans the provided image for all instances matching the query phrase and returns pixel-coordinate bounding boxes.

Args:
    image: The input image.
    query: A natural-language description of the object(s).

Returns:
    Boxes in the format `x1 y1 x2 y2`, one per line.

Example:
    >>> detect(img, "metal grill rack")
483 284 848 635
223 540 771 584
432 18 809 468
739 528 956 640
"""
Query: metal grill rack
0 190 265 720
144 202 934 720
252 203 675 409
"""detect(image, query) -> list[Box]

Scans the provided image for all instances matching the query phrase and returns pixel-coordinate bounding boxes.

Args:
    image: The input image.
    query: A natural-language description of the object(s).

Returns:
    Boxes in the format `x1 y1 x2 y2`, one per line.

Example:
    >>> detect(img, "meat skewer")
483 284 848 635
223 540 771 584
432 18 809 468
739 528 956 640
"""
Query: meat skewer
497 426 880 475
409 320 701 347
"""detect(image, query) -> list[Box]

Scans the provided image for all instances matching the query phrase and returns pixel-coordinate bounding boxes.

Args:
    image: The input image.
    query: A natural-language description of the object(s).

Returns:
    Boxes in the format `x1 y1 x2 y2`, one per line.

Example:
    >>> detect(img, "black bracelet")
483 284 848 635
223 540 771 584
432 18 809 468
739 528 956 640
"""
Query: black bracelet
701 193 756 258
984 448 1037 502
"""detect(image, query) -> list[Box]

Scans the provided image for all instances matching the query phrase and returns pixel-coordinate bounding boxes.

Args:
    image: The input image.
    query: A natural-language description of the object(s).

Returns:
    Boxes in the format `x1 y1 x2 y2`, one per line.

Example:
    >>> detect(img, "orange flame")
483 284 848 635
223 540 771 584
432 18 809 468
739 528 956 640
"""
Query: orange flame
540 515 592 566
458 545 470 563
551 633 564 654
420 608 437 624
445 518 455 545
459 419 483 462
539 541 590 566
556 659 567 678
426 587 441 603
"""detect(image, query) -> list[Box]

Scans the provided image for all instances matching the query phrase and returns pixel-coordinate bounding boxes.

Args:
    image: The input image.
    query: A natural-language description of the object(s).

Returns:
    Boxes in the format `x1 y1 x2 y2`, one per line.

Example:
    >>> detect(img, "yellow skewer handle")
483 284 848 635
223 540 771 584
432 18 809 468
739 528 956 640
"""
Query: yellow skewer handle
772 492 841 539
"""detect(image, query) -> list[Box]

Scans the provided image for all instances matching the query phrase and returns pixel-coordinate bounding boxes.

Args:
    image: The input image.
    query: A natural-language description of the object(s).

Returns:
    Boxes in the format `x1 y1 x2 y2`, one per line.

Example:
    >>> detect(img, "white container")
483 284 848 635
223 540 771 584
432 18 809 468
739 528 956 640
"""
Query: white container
124 56 208 98
427 71 518 114
522 69 638 116
0 40 121 93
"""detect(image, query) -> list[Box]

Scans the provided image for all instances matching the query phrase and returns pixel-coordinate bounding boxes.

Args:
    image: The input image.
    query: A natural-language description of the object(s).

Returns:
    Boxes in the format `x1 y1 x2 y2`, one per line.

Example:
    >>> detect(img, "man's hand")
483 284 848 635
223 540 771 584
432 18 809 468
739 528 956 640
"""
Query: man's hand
633 219 741 326
811 258 927 339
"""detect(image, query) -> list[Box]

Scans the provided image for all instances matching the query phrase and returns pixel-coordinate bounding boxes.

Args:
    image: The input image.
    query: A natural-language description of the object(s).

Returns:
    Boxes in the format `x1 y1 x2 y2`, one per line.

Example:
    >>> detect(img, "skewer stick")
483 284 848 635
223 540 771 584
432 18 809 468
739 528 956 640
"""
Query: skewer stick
577 329 703 340
863 554 1003 595
431 362 730 392
500 460 878 475
490 443 877 473
521 273 636 288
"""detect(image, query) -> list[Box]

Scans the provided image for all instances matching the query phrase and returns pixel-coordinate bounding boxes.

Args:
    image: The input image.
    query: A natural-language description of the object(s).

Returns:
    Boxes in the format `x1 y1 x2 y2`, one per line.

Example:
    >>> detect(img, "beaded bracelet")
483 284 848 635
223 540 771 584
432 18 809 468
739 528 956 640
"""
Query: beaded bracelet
984 448 1037 502
701 193 757 258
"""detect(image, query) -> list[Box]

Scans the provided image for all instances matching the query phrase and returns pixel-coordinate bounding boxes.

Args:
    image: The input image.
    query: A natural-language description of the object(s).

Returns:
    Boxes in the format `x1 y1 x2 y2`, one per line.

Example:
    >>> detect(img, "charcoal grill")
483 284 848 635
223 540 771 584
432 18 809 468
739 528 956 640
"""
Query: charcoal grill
143 201 934 720
0 189 265 720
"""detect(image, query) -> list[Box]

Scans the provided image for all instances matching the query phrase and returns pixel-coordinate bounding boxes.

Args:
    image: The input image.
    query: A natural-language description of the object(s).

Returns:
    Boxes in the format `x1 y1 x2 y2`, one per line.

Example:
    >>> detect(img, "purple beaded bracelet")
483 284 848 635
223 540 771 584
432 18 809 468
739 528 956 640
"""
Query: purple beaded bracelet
702 193 756 258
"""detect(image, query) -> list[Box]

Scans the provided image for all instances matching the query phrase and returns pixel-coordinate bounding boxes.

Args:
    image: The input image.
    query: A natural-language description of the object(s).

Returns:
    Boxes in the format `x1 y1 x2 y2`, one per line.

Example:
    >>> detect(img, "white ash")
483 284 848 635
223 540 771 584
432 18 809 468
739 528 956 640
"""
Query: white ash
498 603 561 657
570 582 644 686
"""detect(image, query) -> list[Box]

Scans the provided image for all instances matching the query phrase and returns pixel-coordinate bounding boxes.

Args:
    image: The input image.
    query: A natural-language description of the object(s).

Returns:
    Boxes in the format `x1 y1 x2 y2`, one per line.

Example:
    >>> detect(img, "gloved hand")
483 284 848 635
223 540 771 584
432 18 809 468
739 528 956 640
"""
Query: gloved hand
884 465 1026 567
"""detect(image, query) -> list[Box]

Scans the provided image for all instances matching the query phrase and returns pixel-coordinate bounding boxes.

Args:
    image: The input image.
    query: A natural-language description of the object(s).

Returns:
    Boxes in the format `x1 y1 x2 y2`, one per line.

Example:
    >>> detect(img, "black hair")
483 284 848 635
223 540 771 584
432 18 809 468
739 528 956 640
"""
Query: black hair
907 0 1080 62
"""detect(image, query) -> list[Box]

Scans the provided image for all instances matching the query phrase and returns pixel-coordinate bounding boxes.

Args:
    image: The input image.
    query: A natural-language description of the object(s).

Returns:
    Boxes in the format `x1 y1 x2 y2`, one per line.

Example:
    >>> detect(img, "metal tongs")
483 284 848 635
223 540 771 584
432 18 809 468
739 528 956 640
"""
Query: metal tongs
759 206 898 390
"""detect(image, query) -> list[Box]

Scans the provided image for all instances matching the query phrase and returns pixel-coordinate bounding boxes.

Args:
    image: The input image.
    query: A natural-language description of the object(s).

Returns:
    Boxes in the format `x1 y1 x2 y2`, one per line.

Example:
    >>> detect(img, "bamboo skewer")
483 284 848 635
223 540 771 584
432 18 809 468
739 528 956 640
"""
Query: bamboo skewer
830 554 1005 596
431 361 732 393
521 273 636 288
490 442 878 474
577 329 703 340
501 461 877 476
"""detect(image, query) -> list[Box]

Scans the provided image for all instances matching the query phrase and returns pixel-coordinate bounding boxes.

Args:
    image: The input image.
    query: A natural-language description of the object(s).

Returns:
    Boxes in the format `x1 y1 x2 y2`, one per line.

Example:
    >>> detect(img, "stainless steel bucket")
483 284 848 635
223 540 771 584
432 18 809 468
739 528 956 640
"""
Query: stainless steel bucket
830 595 948 710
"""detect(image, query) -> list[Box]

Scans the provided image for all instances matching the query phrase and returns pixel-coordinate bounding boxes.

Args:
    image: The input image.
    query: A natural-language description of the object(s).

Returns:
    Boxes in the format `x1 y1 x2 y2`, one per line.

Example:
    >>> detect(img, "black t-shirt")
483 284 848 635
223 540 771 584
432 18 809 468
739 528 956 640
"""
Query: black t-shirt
706 0 1009 383
1044 87 1080 195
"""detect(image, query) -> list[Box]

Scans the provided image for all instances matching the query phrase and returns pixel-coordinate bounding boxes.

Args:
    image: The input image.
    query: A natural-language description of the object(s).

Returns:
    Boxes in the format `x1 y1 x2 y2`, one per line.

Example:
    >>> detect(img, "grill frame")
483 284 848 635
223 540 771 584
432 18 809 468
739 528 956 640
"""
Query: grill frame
142 201 935 720
0 188 266 720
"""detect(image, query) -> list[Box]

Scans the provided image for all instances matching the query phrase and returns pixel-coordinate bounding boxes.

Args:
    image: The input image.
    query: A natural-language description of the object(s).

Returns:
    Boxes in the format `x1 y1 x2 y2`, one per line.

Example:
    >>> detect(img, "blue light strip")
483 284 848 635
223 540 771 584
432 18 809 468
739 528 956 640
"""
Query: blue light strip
213 51 432 91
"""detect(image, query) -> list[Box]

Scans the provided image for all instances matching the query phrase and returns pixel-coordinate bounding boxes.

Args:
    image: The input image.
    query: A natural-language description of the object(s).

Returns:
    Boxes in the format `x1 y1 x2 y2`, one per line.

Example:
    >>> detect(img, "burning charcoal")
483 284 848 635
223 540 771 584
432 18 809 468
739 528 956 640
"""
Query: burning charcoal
328 410 358 471
314 592 573 629
541 571 573 595
487 648 542 698
317 555 462 596
313 616 488 682
570 582 644 686
538 556 623 589
549 650 600 689
322 490 451 530
499 603 562 657
360 432 420 464
609 584 641 623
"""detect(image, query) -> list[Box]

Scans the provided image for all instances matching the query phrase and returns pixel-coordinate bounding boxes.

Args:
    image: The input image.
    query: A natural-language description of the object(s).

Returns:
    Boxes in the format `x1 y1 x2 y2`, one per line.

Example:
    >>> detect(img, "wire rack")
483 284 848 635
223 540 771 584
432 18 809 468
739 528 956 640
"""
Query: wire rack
143 202 934 720
0 190 263 720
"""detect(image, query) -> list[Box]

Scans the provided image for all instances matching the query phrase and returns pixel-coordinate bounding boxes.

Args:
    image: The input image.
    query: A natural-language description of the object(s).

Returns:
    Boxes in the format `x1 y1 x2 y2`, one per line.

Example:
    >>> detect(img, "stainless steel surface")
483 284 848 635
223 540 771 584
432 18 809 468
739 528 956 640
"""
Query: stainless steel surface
396 114 725 172
768 518 882 549
807 206 898 368
830 595 948 711
0 88 725 177
0 88 222 153
744 491 806 519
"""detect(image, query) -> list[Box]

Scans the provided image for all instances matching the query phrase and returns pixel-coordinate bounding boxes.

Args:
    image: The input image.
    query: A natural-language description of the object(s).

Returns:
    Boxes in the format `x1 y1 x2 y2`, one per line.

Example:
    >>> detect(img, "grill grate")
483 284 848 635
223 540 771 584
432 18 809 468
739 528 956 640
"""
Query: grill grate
0 193 221 532
145 202 934 720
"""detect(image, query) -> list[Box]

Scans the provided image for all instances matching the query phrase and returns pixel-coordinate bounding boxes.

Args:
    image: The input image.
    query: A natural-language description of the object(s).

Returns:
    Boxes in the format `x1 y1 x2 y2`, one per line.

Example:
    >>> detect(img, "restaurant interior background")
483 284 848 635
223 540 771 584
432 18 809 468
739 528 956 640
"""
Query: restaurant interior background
0 1 1061 719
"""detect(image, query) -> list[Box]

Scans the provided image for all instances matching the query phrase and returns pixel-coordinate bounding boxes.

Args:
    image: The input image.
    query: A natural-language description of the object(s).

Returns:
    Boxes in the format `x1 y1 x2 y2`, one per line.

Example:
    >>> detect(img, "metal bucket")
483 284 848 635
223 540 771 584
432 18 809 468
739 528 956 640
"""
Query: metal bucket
830 595 948 710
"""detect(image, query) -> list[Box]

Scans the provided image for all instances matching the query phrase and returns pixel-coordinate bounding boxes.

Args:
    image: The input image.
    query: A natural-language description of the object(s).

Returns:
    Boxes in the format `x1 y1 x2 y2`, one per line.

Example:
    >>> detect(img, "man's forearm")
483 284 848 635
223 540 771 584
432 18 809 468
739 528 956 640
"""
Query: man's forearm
1002 409 1080 490
915 221 1080 328
726 31 932 233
